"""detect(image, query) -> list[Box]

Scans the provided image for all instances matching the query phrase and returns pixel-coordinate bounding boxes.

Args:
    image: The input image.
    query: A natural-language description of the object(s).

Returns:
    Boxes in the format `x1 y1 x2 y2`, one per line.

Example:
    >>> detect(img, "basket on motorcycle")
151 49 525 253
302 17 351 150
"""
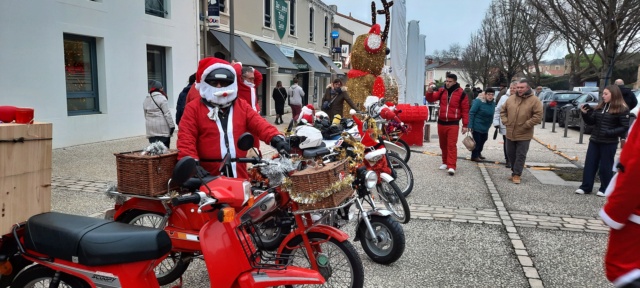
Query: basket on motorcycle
114 150 178 196
287 159 353 210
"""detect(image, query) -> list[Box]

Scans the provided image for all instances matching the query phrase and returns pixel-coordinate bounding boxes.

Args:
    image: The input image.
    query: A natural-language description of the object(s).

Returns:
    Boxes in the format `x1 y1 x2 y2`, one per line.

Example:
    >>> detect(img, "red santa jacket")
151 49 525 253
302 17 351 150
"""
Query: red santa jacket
234 64 263 113
177 98 280 179
186 84 199 104
425 84 470 127
600 122 640 230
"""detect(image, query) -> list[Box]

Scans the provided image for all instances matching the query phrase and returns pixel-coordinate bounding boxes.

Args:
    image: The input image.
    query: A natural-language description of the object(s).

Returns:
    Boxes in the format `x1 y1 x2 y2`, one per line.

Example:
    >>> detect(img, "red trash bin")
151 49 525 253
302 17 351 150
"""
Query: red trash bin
395 104 429 146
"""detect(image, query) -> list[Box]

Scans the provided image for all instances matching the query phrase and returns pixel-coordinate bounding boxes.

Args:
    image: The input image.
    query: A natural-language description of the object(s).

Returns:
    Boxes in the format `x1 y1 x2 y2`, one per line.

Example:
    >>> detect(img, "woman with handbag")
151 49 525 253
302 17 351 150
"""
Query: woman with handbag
322 78 357 120
575 85 630 196
272 81 287 124
144 80 176 148
468 88 496 161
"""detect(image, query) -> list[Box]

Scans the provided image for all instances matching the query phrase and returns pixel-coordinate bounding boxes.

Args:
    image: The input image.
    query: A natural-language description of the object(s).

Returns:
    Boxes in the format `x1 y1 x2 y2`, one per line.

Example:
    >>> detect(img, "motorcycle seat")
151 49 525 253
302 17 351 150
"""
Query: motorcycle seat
182 175 219 192
24 212 171 267
302 146 331 158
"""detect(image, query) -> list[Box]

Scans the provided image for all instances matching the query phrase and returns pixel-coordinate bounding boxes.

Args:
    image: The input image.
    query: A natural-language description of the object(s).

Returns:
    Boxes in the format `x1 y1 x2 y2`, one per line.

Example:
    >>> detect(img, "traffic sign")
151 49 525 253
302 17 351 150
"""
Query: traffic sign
331 30 339 39
331 47 341 53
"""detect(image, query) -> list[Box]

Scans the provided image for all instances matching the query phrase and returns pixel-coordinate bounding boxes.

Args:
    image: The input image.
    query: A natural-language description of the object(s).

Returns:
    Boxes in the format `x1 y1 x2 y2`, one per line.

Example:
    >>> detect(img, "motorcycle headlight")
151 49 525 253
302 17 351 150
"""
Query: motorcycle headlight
242 181 252 205
365 170 377 189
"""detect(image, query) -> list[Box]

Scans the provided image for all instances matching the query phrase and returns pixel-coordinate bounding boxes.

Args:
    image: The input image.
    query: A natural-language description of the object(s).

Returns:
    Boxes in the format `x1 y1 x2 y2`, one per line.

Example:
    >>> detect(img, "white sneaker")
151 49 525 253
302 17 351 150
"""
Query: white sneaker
448 168 455 175
575 189 586 194
439 164 448 170
596 191 605 197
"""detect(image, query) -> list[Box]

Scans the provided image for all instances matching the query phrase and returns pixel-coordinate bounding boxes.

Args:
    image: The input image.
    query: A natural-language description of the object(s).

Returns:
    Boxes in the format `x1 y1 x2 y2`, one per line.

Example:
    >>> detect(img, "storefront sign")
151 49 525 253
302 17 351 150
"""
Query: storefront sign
295 63 309 70
207 0 220 27
275 0 288 40
279 45 295 58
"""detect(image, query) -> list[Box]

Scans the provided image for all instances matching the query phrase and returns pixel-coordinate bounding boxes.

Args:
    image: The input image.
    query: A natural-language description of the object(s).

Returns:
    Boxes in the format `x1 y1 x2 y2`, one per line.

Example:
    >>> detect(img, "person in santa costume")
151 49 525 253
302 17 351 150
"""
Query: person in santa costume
177 57 289 179
600 119 640 287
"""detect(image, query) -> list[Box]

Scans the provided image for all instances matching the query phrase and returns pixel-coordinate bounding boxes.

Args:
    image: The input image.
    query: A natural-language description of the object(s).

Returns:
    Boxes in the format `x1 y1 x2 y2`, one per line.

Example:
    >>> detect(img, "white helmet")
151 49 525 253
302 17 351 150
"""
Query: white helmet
294 126 323 149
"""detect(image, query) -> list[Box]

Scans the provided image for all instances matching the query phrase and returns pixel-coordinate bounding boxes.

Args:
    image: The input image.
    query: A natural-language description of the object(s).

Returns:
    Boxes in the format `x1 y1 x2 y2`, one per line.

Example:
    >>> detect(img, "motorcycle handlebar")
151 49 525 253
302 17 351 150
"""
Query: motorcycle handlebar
171 193 202 206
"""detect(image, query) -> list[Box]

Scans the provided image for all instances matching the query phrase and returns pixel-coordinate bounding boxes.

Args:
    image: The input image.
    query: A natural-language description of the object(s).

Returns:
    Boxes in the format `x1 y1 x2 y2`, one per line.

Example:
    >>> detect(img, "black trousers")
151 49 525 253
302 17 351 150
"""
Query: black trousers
471 131 488 159
502 135 508 162
148 136 171 149
579 140 617 193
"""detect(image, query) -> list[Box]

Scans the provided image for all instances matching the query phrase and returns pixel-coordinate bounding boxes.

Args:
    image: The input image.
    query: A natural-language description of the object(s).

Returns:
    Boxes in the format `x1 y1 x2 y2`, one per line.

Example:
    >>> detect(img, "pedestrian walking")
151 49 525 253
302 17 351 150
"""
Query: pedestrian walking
144 80 175 148
535 86 543 96
615 79 637 111
599 118 640 287
288 78 305 122
575 85 630 196
272 81 287 124
425 73 470 175
176 73 196 126
494 81 518 168
500 79 543 184
469 88 496 161
464 84 473 104
321 78 357 120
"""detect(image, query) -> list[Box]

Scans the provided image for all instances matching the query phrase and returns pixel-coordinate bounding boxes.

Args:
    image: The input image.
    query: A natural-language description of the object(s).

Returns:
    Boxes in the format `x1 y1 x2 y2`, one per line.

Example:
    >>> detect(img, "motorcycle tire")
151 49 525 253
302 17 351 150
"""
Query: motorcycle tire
255 216 291 251
391 138 411 163
11 265 91 288
357 215 406 265
376 179 411 224
387 153 414 198
117 210 193 286
280 232 364 288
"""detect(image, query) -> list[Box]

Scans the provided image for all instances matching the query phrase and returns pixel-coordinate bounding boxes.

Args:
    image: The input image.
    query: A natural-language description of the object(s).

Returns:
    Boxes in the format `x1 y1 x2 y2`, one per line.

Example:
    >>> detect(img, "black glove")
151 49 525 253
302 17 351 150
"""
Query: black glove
270 135 291 154
169 127 175 137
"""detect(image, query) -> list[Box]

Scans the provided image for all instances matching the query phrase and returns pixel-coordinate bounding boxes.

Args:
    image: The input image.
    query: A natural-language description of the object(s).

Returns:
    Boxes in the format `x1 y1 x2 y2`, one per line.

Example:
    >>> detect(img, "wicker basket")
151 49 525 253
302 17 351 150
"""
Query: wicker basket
115 150 178 196
290 159 354 210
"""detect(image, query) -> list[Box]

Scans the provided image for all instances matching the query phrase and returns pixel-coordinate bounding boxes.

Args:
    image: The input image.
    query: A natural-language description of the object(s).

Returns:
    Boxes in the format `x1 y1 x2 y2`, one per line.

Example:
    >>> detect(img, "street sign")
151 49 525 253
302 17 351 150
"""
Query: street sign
331 30 339 39
334 61 343 69
331 47 341 53
275 0 288 40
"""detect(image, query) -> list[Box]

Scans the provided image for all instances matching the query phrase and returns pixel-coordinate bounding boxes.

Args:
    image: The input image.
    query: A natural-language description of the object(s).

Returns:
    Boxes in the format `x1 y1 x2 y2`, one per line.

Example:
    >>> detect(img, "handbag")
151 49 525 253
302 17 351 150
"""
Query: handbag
462 132 476 151
322 91 338 111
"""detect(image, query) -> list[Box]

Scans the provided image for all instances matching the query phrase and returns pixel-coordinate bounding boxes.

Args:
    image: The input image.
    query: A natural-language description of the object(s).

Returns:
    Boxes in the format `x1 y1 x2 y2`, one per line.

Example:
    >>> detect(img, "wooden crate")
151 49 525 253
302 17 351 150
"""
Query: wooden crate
0 122 52 230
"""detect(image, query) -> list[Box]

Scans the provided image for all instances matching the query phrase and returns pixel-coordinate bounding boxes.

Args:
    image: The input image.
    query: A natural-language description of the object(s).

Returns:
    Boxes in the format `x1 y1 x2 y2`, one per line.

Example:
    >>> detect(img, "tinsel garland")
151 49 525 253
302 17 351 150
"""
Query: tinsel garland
382 71 399 104
283 174 355 204
257 157 298 187
141 141 169 156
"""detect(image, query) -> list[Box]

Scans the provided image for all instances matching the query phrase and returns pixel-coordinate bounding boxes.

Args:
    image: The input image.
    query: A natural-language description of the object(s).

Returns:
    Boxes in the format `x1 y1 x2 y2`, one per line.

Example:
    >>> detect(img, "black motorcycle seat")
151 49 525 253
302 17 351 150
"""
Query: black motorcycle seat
182 175 219 192
302 146 331 158
24 212 171 267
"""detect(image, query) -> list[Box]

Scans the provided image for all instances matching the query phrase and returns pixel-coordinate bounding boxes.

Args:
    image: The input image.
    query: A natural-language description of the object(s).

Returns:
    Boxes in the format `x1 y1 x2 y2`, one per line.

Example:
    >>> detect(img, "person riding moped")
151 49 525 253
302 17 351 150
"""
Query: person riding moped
177 57 290 178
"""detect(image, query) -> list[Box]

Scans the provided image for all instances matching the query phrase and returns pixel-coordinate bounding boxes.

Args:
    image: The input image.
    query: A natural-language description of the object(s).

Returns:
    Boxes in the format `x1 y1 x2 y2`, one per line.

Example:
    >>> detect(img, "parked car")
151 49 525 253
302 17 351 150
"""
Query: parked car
631 89 640 116
573 86 599 98
538 90 553 102
557 93 598 133
542 91 583 122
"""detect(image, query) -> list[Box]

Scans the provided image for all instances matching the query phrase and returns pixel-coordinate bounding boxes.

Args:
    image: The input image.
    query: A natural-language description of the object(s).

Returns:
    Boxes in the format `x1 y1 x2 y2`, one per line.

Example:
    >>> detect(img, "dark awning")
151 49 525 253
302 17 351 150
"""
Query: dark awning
320 56 345 76
254 41 298 74
295 50 331 77
209 30 267 73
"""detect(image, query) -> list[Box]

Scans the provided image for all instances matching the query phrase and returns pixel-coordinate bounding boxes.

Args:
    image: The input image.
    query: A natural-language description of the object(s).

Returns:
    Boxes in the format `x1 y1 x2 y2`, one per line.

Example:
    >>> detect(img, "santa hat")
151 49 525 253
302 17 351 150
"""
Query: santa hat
297 104 316 125
195 57 239 108
365 24 383 54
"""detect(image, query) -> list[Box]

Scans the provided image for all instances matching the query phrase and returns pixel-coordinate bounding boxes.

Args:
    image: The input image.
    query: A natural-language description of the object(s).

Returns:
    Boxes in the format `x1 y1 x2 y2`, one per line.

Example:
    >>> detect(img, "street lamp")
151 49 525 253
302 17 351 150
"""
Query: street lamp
229 0 234 60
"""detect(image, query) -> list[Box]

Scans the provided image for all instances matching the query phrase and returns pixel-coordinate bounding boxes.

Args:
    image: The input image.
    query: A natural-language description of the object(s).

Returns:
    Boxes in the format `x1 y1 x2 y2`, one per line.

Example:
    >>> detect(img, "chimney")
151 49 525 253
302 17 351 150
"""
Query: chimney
329 5 338 13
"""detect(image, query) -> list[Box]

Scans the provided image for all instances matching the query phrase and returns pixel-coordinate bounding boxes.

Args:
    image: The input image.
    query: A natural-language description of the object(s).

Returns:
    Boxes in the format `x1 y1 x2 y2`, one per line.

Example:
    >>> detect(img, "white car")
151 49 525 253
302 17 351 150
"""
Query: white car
632 90 640 116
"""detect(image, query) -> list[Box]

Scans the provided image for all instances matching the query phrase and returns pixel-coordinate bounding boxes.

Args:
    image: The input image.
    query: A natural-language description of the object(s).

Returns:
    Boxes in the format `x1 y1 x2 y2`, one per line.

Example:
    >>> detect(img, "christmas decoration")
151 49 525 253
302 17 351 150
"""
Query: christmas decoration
283 174 354 204
141 141 169 156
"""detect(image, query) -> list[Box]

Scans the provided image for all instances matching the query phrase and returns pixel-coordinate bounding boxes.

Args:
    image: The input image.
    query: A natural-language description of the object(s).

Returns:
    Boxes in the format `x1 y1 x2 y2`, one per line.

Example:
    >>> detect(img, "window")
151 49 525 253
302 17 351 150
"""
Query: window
324 16 328 46
147 45 166 93
309 7 314 42
219 0 226 13
264 0 272 27
555 66 560 70
64 34 99 115
145 0 167 17
289 0 296 35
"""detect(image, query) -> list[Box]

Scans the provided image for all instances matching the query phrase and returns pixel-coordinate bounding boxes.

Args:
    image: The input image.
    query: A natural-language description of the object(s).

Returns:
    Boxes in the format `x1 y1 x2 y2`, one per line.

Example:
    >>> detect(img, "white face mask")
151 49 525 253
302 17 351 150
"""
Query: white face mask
244 80 255 87
199 81 238 106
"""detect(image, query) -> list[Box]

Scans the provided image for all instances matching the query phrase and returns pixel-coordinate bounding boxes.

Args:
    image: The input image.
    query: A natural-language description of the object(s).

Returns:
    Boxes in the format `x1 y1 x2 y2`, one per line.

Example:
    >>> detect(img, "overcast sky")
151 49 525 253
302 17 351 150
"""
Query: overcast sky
322 0 567 60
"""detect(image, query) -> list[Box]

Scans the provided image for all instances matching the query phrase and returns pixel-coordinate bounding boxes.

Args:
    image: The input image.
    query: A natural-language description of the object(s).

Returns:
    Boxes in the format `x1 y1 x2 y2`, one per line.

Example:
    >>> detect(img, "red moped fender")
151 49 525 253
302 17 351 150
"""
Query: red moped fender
277 224 349 255
113 198 165 220
236 266 324 287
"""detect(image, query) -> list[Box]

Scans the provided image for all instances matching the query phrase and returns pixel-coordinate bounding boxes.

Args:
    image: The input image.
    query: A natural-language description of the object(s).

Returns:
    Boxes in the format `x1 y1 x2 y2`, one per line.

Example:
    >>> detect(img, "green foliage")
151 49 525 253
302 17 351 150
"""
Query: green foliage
540 75 570 90
565 53 603 69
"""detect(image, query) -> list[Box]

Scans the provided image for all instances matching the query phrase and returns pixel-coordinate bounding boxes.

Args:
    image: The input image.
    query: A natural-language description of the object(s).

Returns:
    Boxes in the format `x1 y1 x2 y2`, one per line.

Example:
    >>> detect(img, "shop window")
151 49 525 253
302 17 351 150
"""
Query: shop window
289 0 296 35
264 0 272 27
219 0 226 13
309 7 314 42
64 34 100 115
146 0 167 18
147 45 167 93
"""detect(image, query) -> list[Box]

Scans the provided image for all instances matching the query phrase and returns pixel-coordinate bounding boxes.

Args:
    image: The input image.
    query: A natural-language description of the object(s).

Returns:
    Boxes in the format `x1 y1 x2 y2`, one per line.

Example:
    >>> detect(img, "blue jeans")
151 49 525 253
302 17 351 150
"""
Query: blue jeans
579 140 617 193
471 131 488 159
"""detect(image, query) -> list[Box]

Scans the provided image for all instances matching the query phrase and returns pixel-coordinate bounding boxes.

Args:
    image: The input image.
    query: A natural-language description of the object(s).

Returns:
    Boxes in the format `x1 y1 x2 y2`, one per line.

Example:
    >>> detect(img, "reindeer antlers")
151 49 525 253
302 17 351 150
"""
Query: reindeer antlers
370 0 394 42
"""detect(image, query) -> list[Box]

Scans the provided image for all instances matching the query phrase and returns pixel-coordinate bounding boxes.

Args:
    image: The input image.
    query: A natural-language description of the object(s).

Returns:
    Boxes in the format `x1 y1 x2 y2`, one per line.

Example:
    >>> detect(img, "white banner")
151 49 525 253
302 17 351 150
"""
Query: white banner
405 20 421 105
389 0 407 103
418 34 426 104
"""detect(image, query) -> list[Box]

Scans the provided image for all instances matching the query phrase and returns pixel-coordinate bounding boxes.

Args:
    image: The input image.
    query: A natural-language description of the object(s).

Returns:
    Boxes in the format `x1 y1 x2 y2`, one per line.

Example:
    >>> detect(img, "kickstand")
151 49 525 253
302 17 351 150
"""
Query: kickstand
171 276 184 288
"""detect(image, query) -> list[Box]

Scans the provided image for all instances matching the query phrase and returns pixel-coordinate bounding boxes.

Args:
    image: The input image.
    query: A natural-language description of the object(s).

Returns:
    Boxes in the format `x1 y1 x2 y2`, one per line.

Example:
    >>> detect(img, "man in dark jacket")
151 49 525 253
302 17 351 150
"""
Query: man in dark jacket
321 78 357 120
615 79 638 111
425 73 470 176
176 73 196 126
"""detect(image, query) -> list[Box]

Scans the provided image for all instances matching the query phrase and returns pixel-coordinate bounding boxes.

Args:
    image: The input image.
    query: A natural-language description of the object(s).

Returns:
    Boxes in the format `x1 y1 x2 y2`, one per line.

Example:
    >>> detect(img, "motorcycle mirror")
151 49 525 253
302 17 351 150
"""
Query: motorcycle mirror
237 132 255 151
172 156 197 187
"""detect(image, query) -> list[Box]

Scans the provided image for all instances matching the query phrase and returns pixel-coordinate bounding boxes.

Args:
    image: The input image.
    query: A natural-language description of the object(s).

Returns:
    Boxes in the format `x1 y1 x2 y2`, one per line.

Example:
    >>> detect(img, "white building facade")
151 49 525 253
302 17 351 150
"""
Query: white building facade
0 0 198 148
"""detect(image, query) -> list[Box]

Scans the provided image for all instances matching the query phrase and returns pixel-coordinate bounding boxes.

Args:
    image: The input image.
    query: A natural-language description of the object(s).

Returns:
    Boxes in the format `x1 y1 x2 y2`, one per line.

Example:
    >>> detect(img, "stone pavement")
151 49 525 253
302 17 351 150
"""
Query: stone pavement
47 114 616 287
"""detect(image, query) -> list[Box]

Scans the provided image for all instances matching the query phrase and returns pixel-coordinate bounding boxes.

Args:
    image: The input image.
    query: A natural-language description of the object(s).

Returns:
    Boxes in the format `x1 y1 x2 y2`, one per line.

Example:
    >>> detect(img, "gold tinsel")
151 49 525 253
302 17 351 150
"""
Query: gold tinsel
283 174 355 204
382 71 399 104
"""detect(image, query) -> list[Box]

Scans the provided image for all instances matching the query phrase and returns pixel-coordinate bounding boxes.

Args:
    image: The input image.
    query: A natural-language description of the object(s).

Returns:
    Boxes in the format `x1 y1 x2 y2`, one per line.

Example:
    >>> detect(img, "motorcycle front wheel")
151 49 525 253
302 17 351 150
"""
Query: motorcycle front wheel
391 138 411 163
376 180 411 224
11 265 90 288
255 215 291 251
387 153 414 198
117 210 193 286
280 232 364 288
358 215 406 265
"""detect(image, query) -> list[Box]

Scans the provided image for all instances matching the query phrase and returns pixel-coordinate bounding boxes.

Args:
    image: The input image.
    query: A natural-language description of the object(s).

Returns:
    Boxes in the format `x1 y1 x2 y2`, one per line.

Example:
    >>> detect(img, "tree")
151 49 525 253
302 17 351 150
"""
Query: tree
529 0 640 88
517 1 559 86
461 33 494 87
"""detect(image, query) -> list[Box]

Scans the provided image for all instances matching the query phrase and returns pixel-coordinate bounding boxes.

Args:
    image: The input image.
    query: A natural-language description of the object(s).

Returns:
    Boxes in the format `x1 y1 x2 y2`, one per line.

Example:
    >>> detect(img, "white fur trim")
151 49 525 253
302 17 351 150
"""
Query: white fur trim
613 269 640 287
599 208 624 230
364 148 387 161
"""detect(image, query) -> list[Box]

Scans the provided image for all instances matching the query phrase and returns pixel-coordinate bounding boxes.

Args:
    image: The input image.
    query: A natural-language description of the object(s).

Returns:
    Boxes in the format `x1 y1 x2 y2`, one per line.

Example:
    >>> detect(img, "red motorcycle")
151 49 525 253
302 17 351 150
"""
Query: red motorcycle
1 155 327 288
